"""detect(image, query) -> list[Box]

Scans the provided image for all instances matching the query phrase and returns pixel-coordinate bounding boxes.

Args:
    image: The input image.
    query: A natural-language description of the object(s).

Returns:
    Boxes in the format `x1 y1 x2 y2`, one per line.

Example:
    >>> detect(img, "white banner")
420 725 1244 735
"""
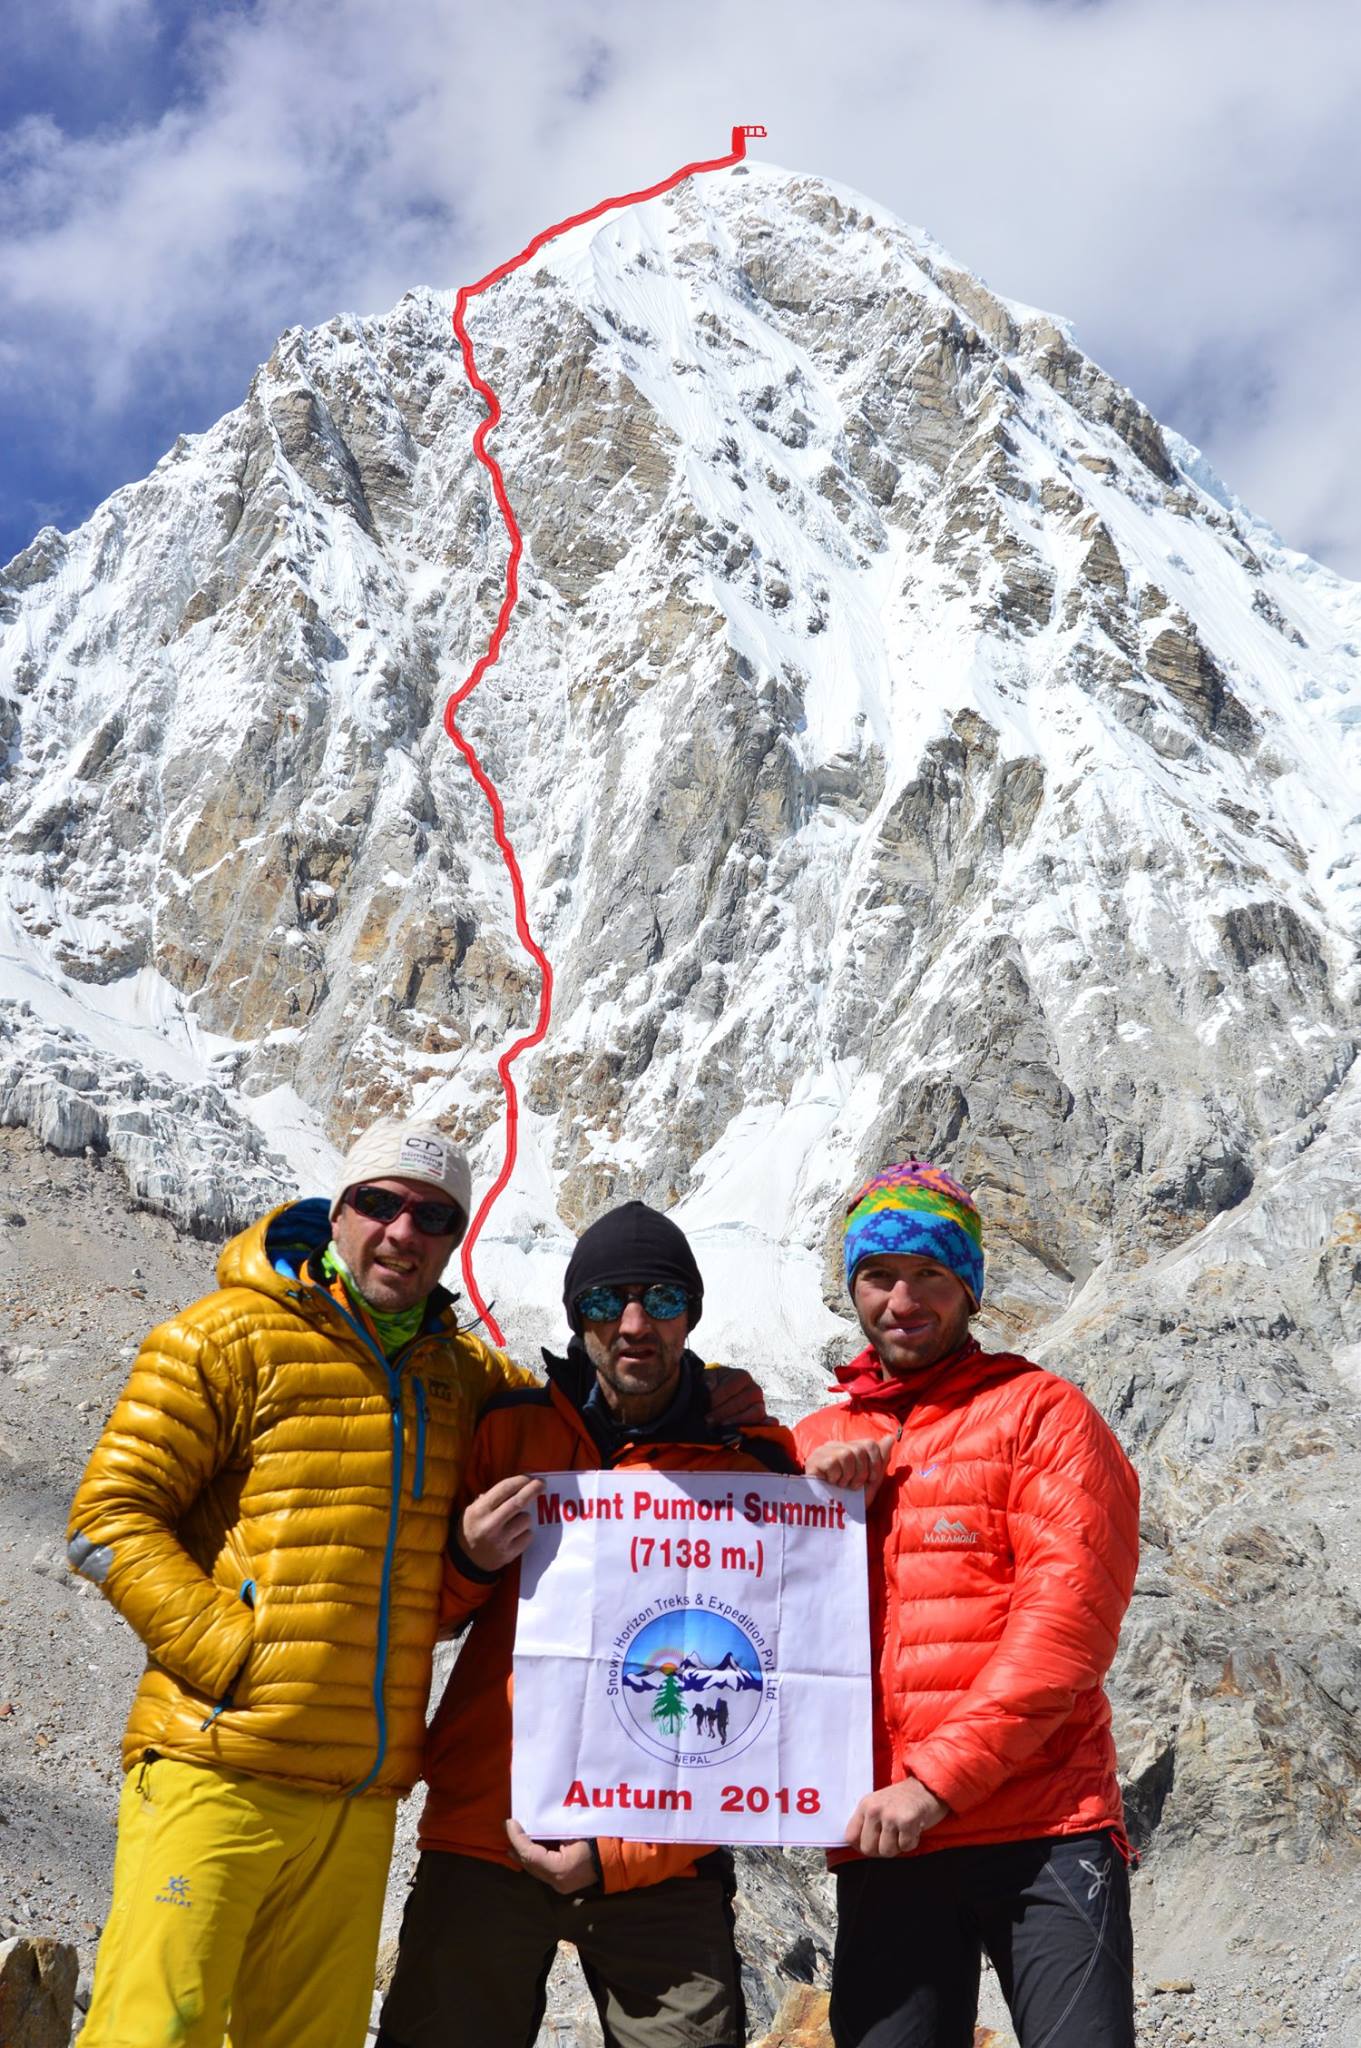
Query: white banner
510 1469 871 1847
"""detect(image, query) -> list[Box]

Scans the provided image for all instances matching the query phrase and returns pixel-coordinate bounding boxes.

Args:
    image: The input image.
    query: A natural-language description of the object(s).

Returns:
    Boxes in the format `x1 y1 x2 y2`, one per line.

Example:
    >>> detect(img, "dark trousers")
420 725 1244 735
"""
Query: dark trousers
829 1831 1135 2048
376 1850 746 2048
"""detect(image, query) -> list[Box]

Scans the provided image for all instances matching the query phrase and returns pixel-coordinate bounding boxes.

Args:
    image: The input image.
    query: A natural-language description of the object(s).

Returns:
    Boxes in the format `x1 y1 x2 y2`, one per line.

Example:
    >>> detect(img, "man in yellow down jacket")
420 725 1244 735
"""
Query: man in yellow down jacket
67 1117 529 2048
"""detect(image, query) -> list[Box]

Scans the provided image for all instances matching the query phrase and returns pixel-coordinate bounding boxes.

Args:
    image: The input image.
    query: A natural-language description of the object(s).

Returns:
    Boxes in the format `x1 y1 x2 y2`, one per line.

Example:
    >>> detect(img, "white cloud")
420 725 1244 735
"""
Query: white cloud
3 0 1360 570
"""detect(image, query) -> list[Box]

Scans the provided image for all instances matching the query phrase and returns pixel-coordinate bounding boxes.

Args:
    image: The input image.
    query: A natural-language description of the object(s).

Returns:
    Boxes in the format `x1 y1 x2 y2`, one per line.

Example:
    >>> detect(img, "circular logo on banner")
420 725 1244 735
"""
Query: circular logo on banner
608 1605 774 1769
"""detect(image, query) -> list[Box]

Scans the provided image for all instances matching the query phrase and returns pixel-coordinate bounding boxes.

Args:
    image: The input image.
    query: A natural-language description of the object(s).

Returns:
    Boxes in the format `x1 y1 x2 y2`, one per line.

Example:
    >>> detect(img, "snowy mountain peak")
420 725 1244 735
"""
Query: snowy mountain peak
0 161 1357 1394
4 159 1360 1925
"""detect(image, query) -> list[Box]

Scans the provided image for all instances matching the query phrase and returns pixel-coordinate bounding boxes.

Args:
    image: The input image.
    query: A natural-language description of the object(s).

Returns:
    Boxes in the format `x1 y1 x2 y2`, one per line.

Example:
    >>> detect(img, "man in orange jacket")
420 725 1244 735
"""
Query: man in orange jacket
798 1162 1140 2048
377 1201 799 2048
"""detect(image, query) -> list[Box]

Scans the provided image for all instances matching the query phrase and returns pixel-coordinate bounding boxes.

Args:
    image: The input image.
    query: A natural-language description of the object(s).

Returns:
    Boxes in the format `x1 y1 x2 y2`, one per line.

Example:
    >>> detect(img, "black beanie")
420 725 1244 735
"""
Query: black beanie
563 1201 704 1332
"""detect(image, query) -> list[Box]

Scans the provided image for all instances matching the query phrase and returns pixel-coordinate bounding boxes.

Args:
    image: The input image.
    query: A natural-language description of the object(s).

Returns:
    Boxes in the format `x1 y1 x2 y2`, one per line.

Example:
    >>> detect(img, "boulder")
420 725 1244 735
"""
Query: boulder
750 1987 831 2046
0 1936 79 2048
748 1988 1010 2046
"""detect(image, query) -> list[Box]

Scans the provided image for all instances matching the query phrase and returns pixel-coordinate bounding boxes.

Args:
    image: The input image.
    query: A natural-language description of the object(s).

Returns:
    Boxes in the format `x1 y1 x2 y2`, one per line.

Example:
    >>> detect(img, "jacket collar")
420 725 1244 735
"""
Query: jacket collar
307 1258 457 1349
830 1337 1030 1414
541 1340 727 1459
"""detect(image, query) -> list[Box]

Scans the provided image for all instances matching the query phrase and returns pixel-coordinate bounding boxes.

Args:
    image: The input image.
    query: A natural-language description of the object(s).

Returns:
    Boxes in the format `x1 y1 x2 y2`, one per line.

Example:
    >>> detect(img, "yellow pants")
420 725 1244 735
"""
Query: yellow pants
77 1756 397 2048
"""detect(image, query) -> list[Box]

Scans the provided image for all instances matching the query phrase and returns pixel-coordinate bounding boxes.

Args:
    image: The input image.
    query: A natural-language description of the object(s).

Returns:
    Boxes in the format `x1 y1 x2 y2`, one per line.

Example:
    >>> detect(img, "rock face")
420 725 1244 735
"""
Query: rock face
1049 1074 1361 1867
1 158 1359 2041
2 164 1357 1314
0 1937 78 2048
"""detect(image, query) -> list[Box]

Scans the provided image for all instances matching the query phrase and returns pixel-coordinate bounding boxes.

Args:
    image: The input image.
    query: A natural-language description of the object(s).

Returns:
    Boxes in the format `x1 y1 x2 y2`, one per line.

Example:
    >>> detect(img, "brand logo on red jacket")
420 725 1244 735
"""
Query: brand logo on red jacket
924 1516 978 1545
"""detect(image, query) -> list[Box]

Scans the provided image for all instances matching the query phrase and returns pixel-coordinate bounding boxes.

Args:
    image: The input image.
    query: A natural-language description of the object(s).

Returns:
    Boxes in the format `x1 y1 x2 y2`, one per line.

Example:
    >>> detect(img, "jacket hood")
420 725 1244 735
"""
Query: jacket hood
216 1198 333 1299
215 1198 460 1333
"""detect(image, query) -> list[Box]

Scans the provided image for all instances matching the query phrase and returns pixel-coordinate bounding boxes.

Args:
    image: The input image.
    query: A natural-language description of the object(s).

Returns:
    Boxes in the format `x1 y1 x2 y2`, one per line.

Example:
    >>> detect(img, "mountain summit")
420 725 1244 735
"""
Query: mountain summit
2 163 1356 1346
2 160 1359 1901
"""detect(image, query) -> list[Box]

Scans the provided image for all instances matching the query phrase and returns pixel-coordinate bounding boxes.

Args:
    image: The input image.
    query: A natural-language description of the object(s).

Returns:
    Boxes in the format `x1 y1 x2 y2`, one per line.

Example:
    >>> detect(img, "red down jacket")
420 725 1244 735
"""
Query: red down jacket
794 1341 1139 1858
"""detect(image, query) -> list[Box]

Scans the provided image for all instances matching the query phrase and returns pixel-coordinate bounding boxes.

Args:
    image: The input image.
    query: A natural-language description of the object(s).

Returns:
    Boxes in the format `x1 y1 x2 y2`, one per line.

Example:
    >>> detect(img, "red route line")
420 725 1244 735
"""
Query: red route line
447 124 766 1344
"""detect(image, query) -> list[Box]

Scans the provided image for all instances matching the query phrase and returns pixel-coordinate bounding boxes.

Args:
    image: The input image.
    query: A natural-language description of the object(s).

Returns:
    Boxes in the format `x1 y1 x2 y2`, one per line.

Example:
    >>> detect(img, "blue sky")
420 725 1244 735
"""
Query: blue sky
2 2 196 140
4 0 1361 574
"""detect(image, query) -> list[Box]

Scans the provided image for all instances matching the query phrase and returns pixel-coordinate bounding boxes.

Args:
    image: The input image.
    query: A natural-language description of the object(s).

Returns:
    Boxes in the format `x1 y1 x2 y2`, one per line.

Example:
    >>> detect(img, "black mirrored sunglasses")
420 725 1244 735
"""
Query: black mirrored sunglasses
574 1283 690 1324
346 1184 463 1237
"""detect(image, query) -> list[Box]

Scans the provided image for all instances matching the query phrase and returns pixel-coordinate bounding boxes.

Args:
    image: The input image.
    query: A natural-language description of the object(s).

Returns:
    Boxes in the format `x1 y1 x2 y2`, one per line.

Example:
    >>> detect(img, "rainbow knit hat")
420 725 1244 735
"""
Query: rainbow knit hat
843 1161 984 1307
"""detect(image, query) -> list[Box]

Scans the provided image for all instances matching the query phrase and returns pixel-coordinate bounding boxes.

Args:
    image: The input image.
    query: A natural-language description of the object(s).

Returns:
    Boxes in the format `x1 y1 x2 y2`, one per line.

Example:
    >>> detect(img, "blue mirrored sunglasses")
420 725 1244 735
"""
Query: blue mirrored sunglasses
574 1283 690 1324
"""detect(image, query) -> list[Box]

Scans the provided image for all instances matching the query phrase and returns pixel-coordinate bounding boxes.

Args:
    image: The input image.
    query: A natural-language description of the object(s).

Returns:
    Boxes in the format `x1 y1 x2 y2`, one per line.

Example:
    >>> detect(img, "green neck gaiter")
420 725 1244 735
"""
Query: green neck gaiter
322 1245 427 1359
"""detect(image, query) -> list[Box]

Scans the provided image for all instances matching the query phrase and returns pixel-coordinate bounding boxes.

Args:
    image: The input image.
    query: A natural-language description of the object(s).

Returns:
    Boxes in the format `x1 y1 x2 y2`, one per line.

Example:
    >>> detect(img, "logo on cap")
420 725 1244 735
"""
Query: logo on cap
399 1135 446 1175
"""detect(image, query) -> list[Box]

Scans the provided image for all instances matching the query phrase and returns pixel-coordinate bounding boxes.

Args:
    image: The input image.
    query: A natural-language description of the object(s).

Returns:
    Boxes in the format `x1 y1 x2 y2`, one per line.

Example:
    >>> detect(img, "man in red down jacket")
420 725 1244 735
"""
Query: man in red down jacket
797 1161 1140 2048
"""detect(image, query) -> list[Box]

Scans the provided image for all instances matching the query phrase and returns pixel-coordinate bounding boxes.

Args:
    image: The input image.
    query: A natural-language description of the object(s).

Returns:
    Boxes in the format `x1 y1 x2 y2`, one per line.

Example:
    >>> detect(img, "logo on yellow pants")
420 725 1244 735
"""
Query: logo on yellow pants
155 1875 192 1908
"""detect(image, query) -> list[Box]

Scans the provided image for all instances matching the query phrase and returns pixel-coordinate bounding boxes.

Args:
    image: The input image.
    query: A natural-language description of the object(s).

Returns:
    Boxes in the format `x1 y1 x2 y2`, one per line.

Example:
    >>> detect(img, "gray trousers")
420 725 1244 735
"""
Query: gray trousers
376 1850 745 2048
830 1830 1135 2048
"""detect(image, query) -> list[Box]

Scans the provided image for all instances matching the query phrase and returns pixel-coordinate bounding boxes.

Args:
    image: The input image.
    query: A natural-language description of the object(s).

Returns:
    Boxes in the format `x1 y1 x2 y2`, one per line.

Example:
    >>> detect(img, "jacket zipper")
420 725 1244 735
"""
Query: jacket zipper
305 1284 411 1797
412 1378 428 1503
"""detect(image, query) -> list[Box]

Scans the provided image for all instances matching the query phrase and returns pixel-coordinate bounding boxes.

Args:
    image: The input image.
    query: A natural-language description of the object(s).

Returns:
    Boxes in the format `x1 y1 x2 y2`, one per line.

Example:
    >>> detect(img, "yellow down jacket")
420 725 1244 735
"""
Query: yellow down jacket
67 1198 526 1795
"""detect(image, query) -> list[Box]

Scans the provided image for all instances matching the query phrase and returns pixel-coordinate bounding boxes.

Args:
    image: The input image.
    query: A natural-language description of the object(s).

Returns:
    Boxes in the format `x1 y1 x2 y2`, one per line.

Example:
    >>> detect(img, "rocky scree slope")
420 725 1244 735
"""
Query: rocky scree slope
2 1129 1356 2046
1 1136 1357 2041
2 160 1360 2035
